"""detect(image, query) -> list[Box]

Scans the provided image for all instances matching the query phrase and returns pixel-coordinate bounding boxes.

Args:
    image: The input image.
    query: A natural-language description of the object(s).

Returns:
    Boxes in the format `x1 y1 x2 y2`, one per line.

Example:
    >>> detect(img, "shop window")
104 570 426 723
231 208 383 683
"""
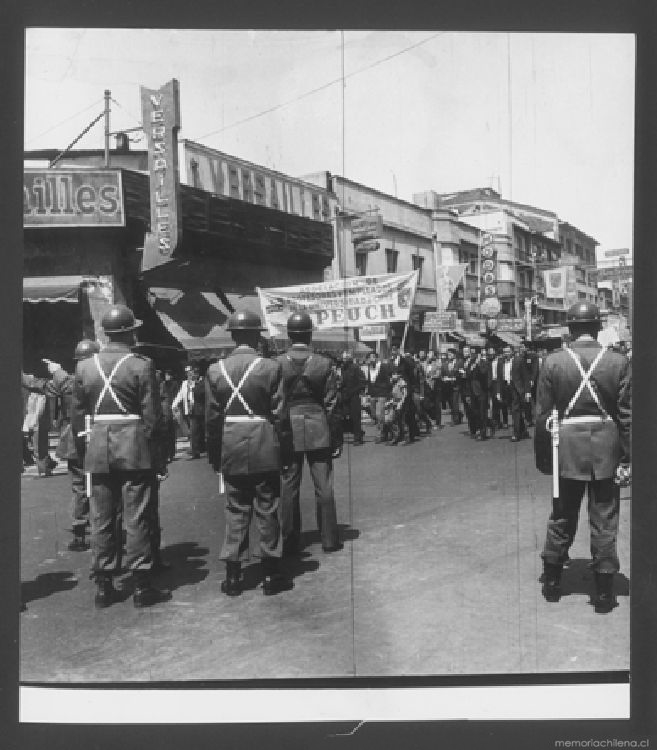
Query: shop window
355 251 367 276
412 255 424 285
385 248 398 274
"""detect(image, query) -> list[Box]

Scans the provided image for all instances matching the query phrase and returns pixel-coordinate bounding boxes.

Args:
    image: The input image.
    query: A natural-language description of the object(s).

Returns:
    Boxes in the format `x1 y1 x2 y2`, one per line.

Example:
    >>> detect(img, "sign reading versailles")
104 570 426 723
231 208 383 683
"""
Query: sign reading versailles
257 272 418 335
140 79 182 272
24 170 124 227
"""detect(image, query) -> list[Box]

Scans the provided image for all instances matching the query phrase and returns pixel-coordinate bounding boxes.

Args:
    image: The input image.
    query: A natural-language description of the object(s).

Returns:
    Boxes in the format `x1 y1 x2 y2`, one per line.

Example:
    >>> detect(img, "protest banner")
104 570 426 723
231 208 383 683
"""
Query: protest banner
256 271 418 336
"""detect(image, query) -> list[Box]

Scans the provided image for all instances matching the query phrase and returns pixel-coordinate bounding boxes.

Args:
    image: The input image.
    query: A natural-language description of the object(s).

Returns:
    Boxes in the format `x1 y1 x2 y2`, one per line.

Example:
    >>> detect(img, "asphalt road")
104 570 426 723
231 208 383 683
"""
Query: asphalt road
20 420 631 682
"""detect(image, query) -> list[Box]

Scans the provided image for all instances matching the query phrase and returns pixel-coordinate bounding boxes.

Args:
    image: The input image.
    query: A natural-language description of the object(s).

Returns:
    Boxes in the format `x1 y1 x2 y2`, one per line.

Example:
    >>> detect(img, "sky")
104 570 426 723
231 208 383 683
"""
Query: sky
24 29 635 259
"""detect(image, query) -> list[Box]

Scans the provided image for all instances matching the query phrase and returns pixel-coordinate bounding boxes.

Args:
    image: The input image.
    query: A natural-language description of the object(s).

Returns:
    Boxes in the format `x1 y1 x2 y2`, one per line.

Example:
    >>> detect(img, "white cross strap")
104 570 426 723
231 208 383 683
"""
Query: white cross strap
563 346 608 418
220 357 261 415
93 353 134 415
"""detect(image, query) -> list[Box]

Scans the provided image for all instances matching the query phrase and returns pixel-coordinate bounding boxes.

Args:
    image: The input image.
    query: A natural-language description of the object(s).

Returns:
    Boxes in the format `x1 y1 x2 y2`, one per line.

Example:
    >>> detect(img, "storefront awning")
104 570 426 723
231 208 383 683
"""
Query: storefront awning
23 276 84 303
493 330 524 347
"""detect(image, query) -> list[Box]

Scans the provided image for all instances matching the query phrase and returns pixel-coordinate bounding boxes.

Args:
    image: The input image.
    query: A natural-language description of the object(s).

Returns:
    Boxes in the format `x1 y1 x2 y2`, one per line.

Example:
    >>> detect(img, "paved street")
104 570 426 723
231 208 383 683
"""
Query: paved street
20 420 631 683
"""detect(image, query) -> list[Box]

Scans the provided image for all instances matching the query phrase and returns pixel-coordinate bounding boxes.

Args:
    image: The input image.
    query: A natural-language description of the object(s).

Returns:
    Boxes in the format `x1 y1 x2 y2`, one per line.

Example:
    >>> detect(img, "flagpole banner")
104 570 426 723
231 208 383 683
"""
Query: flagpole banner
436 264 468 312
256 271 418 336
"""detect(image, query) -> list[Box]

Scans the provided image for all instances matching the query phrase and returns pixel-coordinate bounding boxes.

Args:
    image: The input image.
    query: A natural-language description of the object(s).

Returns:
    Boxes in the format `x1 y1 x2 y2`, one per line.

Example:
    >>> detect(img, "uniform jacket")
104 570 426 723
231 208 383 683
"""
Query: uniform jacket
72 343 165 474
206 346 292 475
277 344 340 453
534 338 631 480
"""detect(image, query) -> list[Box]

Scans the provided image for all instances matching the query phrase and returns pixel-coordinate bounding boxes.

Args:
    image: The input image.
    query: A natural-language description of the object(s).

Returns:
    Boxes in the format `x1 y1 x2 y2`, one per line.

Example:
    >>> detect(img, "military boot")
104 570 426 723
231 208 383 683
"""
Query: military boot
262 558 293 596
132 571 171 608
68 525 90 552
542 562 562 603
220 561 242 597
593 573 616 614
94 574 120 609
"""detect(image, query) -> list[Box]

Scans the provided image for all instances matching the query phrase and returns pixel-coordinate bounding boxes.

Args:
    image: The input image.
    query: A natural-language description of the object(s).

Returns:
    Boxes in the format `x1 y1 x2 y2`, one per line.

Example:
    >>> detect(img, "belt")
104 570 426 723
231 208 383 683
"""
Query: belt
561 415 611 425
94 414 140 423
225 415 266 423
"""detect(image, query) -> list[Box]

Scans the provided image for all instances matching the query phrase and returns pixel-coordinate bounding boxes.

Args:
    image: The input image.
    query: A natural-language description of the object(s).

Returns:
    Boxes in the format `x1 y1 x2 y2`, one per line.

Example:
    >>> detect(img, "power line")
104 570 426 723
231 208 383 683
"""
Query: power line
25 99 104 147
195 32 443 142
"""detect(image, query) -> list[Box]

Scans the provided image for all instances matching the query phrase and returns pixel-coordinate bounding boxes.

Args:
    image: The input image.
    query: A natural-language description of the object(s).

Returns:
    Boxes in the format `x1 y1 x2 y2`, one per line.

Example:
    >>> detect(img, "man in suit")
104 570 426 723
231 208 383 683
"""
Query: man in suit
536 302 631 614
339 350 366 445
72 305 170 609
206 310 293 596
363 350 394 443
493 345 514 430
441 348 461 425
510 341 533 442
469 347 492 440
523 342 540 425
458 345 479 437
277 312 343 555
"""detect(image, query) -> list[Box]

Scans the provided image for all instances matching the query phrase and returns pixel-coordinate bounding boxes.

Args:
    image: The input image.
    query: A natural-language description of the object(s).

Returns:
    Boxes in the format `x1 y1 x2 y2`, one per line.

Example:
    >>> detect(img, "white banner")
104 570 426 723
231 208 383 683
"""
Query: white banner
436 264 468 312
543 268 567 299
257 272 418 335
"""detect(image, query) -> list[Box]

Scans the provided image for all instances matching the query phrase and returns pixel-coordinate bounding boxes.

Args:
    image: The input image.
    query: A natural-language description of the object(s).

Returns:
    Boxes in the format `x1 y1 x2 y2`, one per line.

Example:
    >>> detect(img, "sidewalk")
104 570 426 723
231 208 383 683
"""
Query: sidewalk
20 421 630 682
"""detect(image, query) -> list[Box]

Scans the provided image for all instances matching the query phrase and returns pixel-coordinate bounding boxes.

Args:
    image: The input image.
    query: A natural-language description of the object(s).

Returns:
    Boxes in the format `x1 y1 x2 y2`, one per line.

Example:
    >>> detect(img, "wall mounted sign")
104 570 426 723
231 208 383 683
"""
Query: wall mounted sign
24 170 124 227
140 78 182 272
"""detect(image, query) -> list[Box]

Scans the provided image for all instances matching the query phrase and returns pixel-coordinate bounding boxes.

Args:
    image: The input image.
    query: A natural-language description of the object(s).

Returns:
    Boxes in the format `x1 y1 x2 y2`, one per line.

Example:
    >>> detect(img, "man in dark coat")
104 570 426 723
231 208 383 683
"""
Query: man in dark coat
510 341 533 442
363 350 394 443
72 305 170 609
277 312 343 555
440 348 461 425
458 345 479 437
470 347 493 440
493 344 514 430
339 350 366 445
205 310 293 596
535 302 631 614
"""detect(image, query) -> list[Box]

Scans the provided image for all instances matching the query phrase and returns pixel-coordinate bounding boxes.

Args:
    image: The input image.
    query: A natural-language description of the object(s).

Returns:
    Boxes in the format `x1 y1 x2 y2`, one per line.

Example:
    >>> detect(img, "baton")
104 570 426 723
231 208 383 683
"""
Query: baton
84 414 92 498
545 408 560 501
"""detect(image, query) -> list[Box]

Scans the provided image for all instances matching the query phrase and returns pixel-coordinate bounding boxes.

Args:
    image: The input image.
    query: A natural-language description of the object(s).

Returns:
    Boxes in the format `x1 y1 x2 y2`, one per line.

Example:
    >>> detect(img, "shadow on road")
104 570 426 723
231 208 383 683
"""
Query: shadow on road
154 541 209 592
21 571 78 605
539 557 630 599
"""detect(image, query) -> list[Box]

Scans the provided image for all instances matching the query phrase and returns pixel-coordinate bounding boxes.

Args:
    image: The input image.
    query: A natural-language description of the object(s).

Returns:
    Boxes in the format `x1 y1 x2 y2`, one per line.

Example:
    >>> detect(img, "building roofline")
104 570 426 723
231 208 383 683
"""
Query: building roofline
332 174 432 215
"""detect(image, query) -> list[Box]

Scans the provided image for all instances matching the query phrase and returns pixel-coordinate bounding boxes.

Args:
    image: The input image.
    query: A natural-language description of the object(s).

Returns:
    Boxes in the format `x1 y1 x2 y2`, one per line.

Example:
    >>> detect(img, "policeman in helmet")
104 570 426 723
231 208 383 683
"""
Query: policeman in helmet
205 309 294 596
21 339 100 550
276 311 343 555
72 304 171 609
535 302 631 614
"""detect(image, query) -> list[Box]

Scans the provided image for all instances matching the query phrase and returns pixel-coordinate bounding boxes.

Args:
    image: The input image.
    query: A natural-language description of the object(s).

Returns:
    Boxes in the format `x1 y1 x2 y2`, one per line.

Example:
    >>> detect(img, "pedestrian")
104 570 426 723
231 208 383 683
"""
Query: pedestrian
339 350 366 445
441 348 461 425
277 312 343 556
535 302 631 614
172 366 195 443
22 359 57 477
189 366 206 458
363 350 394 443
458 345 479 437
510 342 533 442
161 369 179 462
205 309 294 596
425 351 444 429
523 342 539 425
72 304 171 609
470 347 492 440
493 345 514 430
413 350 434 434
388 370 408 445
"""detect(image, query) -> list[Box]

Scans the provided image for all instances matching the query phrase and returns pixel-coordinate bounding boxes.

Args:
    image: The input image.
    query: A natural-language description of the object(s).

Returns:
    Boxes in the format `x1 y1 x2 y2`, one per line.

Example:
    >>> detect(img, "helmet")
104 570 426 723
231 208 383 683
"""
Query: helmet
286 311 313 334
226 309 265 331
566 302 601 326
101 304 142 334
74 339 100 361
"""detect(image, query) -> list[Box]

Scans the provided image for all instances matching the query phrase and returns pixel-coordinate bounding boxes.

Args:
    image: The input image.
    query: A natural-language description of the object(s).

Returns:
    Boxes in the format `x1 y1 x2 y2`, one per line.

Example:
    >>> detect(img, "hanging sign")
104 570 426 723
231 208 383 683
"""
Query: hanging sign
423 311 457 332
479 232 499 315
257 271 418 334
140 78 182 272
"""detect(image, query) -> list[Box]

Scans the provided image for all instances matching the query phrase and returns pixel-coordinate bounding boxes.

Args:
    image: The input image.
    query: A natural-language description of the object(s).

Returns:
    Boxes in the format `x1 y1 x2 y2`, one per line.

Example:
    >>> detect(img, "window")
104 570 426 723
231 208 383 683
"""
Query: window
385 248 399 274
355 251 367 276
565 239 572 252
412 254 424 285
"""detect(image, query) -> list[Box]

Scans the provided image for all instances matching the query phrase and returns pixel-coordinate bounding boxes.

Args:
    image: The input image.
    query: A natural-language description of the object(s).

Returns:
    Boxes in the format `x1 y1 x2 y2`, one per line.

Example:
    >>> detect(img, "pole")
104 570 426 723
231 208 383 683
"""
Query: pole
84 414 92 498
104 89 111 167
400 320 410 352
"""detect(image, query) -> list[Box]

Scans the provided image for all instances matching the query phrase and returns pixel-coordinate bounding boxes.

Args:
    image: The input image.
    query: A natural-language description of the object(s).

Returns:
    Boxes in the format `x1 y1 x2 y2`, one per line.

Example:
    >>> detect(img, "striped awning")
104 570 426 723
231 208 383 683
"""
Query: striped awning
494 330 524 347
23 276 84 303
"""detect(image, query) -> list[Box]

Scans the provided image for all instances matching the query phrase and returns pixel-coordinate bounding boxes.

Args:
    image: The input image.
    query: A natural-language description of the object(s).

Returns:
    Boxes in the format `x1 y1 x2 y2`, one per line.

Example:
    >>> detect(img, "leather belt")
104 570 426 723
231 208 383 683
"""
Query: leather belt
94 414 140 422
561 415 611 425
225 415 266 423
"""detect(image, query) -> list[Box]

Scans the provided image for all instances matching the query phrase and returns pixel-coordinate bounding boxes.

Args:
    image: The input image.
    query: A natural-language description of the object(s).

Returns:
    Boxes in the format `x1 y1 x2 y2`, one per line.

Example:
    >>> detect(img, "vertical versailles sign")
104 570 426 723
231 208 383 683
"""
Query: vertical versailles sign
140 79 182 272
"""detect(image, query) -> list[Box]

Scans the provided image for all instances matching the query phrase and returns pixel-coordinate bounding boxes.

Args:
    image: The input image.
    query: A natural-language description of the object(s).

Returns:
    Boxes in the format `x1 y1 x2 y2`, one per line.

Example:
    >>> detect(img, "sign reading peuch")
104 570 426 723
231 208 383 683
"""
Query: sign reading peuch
257 272 418 334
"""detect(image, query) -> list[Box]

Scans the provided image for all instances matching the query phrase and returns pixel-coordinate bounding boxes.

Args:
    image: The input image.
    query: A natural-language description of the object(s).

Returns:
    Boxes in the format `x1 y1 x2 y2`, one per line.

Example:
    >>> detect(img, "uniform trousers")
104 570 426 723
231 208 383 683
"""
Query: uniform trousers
90 470 154 575
281 449 339 550
68 458 89 529
220 472 282 562
541 477 620 573
164 417 177 461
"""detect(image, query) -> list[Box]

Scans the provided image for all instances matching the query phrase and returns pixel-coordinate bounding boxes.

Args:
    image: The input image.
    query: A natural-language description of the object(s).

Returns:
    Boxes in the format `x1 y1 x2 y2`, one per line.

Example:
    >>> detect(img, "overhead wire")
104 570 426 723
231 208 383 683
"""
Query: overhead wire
25 99 105 147
195 32 443 142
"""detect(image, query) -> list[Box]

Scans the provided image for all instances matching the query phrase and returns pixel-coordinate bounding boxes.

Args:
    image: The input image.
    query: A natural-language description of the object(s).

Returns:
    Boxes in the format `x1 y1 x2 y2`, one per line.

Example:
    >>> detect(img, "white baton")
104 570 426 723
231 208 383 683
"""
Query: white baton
546 408 560 501
84 414 92 498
